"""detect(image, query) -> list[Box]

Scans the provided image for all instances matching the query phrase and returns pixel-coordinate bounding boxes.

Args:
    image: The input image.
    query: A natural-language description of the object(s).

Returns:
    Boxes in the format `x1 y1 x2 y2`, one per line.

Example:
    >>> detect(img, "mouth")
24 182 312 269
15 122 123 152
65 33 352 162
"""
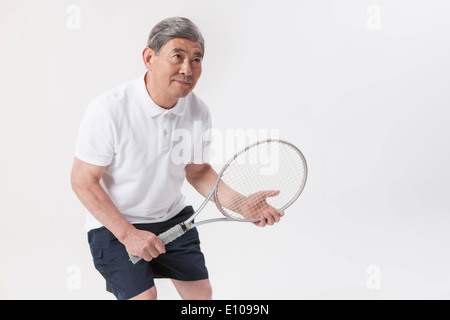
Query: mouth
173 80 192 87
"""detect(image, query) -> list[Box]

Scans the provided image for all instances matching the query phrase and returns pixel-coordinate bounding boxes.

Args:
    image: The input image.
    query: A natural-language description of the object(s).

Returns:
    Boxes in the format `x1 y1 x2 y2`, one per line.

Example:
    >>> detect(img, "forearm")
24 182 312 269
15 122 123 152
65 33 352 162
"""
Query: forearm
72 181 134 241
186 164 246 213
215 181 247 213
186 164 218 200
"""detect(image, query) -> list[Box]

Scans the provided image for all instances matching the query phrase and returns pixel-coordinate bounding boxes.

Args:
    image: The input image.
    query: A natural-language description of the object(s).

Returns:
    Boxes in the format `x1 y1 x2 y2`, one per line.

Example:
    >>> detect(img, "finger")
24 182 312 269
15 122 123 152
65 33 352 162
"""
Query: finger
272 211 281 223
265 213 275 226
268 206 281 224
252 221 261 227
256 216 266 227
147 245 161 259
266 207 280 223
141 251 153 262
154 238 166 254
262 190 281 199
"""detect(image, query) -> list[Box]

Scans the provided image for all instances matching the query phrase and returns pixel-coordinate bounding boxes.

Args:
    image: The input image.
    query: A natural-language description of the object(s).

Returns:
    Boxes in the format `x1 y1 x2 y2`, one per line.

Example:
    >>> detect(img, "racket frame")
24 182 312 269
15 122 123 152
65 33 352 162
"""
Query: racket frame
185 139 308 229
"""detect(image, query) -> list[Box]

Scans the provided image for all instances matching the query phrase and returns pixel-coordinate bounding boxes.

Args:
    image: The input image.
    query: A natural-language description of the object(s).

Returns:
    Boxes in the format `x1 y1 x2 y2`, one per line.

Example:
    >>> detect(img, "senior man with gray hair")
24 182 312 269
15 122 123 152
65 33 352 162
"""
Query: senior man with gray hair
71 17 282 300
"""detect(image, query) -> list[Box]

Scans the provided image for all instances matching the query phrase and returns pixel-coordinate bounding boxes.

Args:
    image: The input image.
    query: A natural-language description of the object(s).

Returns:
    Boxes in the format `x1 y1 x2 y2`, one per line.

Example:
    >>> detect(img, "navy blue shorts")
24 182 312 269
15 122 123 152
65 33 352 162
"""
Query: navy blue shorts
87 206 209 300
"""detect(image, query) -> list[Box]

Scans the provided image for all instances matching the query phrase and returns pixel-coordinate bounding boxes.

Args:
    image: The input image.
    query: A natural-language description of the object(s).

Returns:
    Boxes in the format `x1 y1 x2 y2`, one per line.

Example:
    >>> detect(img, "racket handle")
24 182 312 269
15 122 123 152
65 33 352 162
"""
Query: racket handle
129 223 188 264
158 223 187 245
129 254 142 264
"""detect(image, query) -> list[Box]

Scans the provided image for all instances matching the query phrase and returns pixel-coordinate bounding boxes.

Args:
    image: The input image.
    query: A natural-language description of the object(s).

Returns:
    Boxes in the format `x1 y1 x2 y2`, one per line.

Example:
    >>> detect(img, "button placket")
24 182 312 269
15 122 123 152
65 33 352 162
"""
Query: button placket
160 112 171 152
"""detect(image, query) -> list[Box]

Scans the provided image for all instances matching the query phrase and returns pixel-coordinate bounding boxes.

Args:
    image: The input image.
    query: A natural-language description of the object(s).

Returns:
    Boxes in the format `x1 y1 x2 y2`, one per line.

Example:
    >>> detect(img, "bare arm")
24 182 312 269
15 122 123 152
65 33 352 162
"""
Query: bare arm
185 163 218 200
185 163 283 227
70 157 165 261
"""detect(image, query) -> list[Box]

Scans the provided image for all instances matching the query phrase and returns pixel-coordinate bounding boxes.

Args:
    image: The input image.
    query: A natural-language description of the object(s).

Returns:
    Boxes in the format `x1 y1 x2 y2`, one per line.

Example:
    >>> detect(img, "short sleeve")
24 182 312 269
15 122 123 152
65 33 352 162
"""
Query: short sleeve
75 103 115 166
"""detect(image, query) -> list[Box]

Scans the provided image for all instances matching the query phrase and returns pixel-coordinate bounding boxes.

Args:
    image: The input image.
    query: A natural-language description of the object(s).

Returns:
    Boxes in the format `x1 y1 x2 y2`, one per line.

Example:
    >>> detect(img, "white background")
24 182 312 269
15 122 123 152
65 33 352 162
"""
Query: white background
1 0 450 299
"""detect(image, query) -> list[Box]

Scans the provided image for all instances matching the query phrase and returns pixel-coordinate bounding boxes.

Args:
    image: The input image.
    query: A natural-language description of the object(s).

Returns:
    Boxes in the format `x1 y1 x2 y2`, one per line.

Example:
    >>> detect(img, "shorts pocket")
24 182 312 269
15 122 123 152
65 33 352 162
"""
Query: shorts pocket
89 242 113 278
88 228 112 277
90 245 103 262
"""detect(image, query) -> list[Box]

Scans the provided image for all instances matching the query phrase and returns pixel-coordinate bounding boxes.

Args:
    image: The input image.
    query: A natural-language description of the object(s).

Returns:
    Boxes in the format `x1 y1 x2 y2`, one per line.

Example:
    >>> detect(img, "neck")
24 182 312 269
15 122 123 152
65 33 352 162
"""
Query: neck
145 73 178 109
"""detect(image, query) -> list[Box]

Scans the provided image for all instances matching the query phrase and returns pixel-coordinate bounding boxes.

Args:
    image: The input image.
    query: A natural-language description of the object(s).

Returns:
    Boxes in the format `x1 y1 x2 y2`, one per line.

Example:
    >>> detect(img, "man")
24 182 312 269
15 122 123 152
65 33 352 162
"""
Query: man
71 17 283 300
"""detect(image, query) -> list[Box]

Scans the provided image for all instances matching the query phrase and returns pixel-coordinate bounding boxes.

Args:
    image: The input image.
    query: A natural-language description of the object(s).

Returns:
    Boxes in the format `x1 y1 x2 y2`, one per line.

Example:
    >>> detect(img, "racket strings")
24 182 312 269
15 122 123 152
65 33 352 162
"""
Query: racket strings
215 141 306 221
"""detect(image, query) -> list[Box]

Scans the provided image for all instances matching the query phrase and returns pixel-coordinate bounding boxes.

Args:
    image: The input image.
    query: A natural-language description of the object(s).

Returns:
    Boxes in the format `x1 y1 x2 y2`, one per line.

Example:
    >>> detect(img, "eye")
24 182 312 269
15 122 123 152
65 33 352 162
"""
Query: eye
193 57 202 64
170 54 184 62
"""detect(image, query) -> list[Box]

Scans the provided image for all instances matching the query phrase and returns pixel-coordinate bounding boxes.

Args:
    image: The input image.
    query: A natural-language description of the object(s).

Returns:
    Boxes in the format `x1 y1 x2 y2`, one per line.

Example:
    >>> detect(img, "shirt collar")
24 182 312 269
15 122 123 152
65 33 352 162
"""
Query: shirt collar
136 72 185 118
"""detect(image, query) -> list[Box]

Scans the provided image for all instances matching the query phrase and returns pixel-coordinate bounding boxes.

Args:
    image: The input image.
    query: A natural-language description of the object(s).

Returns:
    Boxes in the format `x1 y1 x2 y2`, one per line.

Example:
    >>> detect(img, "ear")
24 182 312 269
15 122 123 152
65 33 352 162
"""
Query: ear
143 47 156 71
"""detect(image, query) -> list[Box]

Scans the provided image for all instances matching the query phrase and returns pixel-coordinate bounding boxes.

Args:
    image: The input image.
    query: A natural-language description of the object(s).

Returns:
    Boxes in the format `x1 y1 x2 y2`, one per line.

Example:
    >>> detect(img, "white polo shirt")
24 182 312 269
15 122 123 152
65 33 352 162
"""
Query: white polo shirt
75 73 212 231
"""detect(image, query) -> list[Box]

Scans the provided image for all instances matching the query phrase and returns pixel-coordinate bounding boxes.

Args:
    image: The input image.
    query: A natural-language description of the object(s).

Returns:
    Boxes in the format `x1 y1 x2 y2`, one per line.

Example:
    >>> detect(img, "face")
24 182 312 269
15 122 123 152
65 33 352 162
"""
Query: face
143 38 203 109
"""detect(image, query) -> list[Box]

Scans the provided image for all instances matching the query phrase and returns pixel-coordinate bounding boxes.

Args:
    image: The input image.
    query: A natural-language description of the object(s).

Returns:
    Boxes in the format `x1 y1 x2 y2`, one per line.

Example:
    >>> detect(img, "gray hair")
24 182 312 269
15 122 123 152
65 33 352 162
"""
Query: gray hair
146 17 205 56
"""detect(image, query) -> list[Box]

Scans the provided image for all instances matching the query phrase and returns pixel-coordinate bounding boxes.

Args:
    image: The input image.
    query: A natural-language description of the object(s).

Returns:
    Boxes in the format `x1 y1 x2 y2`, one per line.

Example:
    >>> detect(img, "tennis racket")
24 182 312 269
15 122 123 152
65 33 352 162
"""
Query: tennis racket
129 139 307 264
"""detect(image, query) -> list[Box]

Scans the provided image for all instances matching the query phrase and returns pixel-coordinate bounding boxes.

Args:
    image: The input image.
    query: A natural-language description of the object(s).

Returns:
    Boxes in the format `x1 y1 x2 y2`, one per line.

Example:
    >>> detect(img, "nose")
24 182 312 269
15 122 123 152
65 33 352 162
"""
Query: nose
180 59 193 76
